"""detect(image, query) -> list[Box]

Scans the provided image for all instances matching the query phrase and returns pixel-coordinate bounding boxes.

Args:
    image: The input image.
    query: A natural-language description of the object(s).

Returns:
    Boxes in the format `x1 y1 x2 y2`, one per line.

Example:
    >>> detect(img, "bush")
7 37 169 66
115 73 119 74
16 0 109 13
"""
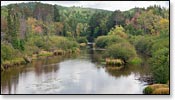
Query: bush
129 57 142 65
143 86 153 94
76 37 88 43
1 43 21 61
108 25 128 38
26 36 79 52
131 34 169 84
150 48 169 84
11 39 25 51
106 42 137 63
95 35 126 48
134 36 156 56
151 37 169 55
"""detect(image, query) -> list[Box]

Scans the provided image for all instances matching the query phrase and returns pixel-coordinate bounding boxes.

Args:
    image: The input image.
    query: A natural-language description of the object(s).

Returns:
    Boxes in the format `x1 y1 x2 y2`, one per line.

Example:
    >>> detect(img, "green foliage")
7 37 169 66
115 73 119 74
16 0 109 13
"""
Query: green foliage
106 42 137 63
125 24 144 35
129 57 142 65
11 39 25 51
108 25 128 38
134 35 157 56
53 5 60 22
88 11 111 38
131 34 169 84
1 43 21 61
151 37 169 54
143 86 153 94
95 35 125 48
30 36 79 51
150 48 169 84
1 2 169 84
130 34 169 84
76 37 88 43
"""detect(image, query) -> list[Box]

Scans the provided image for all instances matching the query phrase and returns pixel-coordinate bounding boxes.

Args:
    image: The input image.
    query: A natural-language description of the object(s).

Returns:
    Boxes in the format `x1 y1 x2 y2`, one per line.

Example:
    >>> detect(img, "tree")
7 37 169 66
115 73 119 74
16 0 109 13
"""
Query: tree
76 23 83 37
53 5 60 22
151 48 169 83
106 42 137 63
137 10 161 35
55 22 64 36
7 5 13 42
88 12 110 38
108 25 128 38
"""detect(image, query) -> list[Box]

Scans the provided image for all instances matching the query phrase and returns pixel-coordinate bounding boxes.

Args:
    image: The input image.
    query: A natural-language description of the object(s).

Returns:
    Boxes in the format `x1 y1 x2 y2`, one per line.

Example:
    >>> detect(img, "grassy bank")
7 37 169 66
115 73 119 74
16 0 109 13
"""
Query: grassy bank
1 35 81 71
1 48 80 71
143 84 169 94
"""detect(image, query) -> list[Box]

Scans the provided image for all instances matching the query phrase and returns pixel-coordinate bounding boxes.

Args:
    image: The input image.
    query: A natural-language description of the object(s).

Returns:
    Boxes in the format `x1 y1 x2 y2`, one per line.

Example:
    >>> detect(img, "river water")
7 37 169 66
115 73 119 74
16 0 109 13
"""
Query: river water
1 49 150 94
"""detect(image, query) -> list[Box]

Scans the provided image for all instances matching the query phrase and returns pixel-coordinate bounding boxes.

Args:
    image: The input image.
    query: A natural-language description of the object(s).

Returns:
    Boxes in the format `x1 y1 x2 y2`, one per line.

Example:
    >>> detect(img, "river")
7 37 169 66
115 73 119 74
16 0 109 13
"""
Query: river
1 49 150 94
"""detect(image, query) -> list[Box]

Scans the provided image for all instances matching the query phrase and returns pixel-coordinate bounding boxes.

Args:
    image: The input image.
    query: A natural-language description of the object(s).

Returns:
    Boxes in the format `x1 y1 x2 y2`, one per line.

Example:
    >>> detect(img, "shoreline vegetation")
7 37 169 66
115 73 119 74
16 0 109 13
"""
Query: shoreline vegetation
1 46 81 71
143 84 169 94
1 2 169 94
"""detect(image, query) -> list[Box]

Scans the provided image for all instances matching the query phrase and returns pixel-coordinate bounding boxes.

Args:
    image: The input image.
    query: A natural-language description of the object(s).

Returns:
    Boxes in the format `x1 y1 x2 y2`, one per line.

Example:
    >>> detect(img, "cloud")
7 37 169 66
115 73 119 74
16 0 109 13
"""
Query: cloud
1 1 169 11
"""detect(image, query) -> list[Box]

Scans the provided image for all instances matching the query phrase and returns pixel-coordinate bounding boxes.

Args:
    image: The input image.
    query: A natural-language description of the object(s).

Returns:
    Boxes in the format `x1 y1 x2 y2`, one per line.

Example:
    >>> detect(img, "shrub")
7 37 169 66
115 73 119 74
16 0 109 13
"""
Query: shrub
1 43 21 61
106 42 137 63
134 36 156 56
151 37 169 55
108 25 128 38
150 48 169 84
76 37 88 43
95 35 125 48
129 57 142 65
26 36 79 52
143 86 153 94
49 36 79 51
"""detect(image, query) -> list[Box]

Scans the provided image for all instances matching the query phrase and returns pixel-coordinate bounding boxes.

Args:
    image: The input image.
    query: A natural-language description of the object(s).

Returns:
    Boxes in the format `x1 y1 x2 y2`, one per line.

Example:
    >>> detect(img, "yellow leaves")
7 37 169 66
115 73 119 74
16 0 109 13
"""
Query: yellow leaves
26 17 37 25
159 18 169 25
108 25 128 39
159 18 169 29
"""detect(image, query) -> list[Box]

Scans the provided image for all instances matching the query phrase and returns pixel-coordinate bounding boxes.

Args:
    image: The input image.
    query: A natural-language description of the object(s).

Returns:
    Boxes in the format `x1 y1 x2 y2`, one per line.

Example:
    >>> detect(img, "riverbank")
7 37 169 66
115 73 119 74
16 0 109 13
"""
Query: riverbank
1 48 80 71
1 48 149 94
143 83 169 94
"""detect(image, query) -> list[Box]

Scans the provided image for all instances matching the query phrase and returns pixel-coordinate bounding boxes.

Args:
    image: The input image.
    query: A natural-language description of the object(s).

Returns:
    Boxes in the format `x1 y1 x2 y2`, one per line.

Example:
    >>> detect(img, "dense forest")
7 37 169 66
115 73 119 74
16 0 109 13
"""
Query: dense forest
1 2 169 94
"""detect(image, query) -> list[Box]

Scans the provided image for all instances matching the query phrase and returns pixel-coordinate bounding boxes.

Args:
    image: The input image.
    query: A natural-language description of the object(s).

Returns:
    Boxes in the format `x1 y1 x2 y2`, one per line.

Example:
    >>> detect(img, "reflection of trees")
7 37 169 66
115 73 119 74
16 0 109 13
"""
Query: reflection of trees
105 63 151 78
89 50 105 63
1 67 24 94
1 55 75 94
33 56 66 77
90 50 151 79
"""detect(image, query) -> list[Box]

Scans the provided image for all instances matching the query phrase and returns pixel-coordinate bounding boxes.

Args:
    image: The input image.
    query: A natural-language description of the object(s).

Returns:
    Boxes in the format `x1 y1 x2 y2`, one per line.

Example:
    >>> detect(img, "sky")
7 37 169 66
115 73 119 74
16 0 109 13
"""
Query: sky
1 1 169 11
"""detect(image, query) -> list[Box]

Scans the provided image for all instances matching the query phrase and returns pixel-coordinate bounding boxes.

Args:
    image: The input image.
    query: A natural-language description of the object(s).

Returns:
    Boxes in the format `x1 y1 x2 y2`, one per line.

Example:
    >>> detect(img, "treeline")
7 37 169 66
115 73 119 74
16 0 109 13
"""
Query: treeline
1 2 169 86
94 5 169 84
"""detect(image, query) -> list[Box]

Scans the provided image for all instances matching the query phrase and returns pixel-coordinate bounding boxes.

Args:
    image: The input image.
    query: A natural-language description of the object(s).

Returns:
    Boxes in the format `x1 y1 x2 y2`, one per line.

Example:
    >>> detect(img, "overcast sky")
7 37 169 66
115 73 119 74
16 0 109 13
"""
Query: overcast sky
1 1 169 11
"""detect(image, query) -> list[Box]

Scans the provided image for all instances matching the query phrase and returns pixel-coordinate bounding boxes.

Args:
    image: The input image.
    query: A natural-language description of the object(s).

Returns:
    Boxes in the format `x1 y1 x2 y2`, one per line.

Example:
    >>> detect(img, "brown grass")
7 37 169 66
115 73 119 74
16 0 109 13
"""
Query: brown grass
144 84 169 94
153 88 169 94
149 84 168 90
106 58 124 66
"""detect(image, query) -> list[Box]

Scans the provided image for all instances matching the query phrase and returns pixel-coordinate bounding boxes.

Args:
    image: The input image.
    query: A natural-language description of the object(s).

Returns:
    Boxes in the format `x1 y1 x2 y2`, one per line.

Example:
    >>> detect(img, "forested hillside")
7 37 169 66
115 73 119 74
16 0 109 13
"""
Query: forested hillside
1 2 169 94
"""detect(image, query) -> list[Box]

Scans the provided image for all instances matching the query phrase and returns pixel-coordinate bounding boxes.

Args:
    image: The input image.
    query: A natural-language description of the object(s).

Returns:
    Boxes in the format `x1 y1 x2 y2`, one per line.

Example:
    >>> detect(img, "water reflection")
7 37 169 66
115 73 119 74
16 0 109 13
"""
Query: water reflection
1 50 150 94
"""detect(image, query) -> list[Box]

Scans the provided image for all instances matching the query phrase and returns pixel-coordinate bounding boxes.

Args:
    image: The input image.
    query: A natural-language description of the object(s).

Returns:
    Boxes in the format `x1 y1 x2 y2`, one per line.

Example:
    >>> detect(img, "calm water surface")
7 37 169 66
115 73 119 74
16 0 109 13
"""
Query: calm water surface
1 49 150 94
